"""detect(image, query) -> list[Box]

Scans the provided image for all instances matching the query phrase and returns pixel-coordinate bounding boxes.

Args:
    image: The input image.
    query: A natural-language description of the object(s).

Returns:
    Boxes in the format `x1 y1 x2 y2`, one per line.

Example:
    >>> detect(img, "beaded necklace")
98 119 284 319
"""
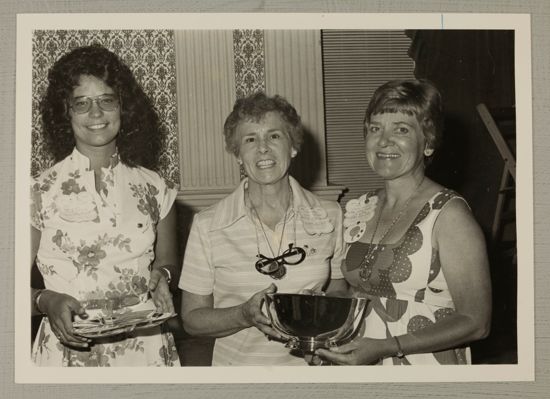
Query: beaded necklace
359 176 425 282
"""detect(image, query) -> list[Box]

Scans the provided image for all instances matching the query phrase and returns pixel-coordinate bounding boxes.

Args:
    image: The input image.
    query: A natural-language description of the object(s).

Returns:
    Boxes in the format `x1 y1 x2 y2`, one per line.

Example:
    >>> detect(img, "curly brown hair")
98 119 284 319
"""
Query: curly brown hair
40 44 161 170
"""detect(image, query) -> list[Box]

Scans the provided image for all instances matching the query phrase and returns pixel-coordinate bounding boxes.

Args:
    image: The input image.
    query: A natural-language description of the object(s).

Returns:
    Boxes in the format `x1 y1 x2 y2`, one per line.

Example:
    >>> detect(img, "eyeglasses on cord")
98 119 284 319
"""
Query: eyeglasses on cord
255 243 306 279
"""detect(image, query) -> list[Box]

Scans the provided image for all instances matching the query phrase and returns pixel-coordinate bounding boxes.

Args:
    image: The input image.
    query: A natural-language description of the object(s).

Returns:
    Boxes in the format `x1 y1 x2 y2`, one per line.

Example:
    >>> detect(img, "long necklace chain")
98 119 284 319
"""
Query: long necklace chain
248 188 293 259
359 176 425 282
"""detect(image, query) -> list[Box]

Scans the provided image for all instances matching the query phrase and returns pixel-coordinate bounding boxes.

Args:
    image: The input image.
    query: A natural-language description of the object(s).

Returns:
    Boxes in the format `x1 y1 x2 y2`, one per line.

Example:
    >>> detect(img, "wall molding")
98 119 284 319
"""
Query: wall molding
176 185 346 212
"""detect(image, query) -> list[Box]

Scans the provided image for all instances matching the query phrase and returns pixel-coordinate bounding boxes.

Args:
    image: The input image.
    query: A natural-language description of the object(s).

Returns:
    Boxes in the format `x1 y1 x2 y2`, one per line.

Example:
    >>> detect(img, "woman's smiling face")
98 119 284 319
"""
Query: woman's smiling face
364 112 427 181
69 75 121 156
236 111 297 187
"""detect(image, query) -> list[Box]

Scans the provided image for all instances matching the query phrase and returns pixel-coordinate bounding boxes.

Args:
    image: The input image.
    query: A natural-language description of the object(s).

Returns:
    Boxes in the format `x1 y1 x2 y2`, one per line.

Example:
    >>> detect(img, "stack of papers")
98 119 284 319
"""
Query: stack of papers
73 309 175 339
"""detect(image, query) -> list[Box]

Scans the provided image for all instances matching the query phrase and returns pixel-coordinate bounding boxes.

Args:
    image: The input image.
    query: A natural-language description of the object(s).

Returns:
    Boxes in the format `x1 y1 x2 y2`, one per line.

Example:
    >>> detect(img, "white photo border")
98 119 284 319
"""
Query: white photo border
15 12 534 383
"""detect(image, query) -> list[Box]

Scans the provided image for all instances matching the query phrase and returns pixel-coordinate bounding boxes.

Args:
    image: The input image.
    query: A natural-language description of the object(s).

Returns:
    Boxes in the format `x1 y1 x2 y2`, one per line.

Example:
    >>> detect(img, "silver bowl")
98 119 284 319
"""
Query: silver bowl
265 293 368 355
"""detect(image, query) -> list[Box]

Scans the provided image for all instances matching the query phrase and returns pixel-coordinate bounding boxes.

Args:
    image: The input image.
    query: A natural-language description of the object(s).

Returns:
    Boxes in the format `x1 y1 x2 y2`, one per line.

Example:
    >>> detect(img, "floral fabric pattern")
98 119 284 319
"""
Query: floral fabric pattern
32 318 179 367
31 148 179 367
342 188 470 365
130 182 161 224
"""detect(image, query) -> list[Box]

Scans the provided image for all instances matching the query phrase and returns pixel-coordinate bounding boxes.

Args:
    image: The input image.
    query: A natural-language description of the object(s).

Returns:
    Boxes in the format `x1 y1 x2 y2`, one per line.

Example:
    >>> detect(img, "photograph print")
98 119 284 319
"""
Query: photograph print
16 13 532 383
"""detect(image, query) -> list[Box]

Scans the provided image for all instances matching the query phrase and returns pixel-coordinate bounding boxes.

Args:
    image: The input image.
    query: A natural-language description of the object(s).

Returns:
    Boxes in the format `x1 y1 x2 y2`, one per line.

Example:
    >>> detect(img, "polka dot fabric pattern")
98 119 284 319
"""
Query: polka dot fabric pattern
342 188 471 365
388 225 421 283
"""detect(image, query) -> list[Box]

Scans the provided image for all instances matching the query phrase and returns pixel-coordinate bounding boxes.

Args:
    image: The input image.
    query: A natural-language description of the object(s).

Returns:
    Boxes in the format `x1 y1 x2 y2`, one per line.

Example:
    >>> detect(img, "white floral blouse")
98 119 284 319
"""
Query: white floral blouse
30 148 179 367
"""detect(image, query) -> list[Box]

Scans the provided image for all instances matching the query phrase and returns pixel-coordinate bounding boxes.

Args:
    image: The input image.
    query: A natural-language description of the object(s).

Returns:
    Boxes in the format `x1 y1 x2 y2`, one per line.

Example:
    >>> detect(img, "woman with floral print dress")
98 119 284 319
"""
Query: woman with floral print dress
315 79 492 365
31 45 179 366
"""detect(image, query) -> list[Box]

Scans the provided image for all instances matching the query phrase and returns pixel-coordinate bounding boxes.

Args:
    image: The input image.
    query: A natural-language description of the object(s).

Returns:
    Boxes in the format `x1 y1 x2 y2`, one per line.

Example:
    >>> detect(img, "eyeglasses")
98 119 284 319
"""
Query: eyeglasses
255 243 306 279
69 94 120 114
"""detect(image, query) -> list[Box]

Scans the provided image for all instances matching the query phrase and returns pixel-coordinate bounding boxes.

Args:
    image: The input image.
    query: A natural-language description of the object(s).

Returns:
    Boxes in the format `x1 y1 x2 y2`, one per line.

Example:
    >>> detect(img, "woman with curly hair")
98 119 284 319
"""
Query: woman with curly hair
30 45 180 366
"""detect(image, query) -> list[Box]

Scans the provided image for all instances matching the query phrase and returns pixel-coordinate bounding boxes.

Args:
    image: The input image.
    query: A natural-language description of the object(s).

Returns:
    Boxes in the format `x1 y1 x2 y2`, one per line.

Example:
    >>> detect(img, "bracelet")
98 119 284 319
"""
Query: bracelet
393 336 405 358
159 267 172 285
149 264 174 285
32 289 47 314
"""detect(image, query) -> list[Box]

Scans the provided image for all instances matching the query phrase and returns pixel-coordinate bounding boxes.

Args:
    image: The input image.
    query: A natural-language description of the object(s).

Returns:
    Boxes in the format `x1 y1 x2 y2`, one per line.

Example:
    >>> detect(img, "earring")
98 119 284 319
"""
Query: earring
424 148 434 156
291 149 297 158
239 163 247 180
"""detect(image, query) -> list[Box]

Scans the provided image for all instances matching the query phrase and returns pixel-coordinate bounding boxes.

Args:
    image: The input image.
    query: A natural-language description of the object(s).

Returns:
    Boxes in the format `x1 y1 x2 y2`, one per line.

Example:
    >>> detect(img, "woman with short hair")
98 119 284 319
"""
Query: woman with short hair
316 79 492 365
179 92 347 366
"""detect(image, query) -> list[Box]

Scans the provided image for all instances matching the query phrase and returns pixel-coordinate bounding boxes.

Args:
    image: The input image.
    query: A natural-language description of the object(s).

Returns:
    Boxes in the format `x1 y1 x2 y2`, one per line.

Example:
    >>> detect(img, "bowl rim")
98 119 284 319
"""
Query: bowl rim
266 292 368 301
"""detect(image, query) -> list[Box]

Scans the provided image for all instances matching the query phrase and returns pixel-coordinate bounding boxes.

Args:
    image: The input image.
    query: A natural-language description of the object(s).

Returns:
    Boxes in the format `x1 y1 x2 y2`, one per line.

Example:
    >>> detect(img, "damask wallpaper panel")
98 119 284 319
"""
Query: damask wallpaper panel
31 29 180 185
233 29 265 99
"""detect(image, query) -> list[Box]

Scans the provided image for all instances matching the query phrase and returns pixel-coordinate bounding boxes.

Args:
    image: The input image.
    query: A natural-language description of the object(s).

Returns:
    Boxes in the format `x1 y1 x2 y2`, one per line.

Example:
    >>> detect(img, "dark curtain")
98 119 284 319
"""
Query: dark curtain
407 30 517 364
407 29 515 234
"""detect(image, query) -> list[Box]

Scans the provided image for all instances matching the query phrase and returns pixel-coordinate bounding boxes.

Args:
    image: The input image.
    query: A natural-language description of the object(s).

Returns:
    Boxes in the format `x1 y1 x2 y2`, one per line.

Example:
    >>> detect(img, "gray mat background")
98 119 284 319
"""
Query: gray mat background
1 1 548 398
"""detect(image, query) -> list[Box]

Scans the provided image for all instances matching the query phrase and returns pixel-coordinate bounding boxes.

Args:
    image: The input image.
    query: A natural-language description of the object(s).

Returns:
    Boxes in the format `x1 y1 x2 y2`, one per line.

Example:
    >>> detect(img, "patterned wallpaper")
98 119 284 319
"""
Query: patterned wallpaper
232 29 265 179
233 30 265 99
31 30 180 185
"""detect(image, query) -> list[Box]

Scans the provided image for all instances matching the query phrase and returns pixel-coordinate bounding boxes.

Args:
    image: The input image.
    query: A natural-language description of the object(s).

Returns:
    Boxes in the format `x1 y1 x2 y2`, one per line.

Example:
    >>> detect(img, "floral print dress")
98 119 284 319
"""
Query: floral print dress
342 189 471 365
31 148 179 367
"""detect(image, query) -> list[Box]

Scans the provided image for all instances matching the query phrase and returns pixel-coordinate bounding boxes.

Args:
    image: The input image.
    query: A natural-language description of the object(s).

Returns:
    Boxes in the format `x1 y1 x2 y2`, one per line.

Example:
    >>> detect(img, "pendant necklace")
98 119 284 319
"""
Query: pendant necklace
359 176 425 282
248 187 294 279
